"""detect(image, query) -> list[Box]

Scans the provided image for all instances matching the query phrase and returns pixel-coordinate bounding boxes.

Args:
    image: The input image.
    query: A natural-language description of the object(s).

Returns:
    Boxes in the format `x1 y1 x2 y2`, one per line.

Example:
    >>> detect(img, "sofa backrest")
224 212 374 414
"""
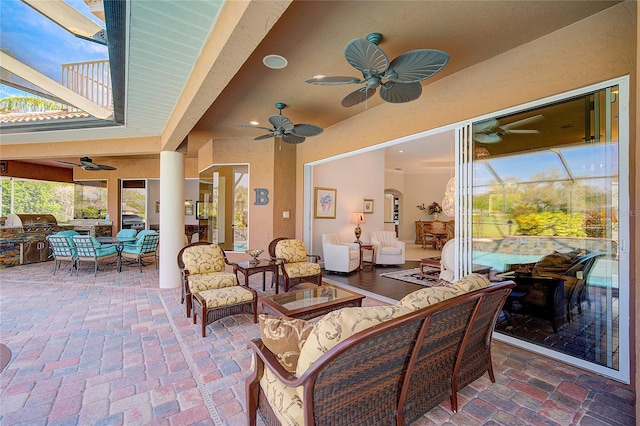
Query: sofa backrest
297 281 514 424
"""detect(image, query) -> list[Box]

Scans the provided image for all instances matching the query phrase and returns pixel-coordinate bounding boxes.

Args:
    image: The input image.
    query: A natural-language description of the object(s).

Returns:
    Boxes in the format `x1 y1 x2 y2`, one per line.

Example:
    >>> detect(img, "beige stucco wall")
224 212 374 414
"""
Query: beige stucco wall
295 1 638 398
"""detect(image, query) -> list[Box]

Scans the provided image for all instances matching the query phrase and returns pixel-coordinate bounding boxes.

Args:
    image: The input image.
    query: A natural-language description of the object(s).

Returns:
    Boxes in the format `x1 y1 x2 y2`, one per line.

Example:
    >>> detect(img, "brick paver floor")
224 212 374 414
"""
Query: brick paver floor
0 261 635 425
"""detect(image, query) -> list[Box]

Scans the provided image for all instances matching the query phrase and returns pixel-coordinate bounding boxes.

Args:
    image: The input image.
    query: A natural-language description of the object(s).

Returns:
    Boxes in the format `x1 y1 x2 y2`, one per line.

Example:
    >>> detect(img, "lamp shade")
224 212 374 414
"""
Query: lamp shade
351 211 365 224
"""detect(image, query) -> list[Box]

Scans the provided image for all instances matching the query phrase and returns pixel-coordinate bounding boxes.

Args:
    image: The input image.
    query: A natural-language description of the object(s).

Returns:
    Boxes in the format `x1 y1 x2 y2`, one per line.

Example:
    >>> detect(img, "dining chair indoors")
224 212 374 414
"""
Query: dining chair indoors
72 235 118 276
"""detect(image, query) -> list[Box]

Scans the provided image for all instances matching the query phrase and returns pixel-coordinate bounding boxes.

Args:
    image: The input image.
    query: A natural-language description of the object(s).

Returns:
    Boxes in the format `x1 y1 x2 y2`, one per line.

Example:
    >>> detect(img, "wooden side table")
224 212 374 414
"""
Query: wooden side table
359 243 375 270
233 259 281 293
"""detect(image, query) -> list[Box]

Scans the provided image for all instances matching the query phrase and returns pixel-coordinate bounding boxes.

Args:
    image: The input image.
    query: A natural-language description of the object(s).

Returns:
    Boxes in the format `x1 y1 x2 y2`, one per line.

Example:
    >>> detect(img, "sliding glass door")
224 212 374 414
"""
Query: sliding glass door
462 78 629 381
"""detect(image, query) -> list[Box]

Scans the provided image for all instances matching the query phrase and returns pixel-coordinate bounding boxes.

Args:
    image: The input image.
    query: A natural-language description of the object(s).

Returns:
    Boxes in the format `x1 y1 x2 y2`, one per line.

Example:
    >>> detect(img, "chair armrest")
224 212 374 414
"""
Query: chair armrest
307 254 321 263
340 242 360 251
247 338 301 385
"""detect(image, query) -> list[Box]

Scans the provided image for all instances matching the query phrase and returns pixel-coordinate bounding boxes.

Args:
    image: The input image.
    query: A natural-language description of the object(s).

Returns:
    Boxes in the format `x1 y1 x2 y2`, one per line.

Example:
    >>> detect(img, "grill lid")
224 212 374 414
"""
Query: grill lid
5 213 58 227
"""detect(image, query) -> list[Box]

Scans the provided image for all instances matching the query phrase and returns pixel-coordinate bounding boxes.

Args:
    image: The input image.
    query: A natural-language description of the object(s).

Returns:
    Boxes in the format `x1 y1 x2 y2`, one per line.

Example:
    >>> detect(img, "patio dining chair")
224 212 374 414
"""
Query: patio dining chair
121 231 159 272
72 235 118 276
47 233 77 275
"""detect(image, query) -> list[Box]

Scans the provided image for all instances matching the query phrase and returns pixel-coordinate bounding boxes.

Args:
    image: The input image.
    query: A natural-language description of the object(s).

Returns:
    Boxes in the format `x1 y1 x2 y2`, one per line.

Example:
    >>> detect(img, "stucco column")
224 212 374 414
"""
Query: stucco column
159 151 185 289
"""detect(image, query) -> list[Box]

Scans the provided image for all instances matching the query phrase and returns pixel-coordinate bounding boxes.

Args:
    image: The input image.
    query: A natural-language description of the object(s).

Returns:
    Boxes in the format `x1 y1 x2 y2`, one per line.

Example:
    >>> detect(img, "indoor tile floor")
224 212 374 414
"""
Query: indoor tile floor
0 260 635 425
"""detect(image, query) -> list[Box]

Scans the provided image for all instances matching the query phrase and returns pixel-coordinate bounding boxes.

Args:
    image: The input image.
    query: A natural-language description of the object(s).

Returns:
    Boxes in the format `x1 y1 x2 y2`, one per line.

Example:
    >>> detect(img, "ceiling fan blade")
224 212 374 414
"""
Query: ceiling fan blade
379 81 422 103
344 38 389 75
95 164 117 171
281 133 306 144
474 133 502 144
237 123 275 132
473 118 499 133
268 114 294 132
385 49 450 83
255 133 276 140
500 114 543 130
292 123 323 137
305 76 362 85
56 160 82 167
505 129 540 134
341 87 376 107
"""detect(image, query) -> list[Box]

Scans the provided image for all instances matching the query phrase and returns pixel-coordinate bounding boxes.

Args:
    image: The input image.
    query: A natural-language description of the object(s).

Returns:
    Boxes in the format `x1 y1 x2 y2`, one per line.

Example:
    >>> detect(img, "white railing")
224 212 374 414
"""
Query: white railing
61 59 112 110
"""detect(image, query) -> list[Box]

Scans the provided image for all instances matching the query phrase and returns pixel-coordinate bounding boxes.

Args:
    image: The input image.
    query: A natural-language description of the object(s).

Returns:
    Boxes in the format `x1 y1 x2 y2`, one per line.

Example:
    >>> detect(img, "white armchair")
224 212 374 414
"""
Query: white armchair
321 233 361 274
370 231 405 266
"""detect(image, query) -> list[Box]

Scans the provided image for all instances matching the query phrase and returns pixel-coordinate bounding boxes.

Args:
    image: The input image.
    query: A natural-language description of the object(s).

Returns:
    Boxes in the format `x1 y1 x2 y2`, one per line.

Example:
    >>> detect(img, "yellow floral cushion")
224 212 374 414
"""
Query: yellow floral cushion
188 272 237 293
296 305 410 380
453 273 492 292
197 285 254 308
259 367 303 426
259 314 314 373
283 262 321 279
276 240 308 263
182 244 226 274
398 286 463 311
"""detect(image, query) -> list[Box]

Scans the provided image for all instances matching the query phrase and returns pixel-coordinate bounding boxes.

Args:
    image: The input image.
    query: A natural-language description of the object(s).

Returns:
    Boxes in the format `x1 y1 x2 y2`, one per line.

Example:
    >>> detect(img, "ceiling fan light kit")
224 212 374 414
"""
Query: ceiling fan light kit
237 102 323 144
305 32 450 107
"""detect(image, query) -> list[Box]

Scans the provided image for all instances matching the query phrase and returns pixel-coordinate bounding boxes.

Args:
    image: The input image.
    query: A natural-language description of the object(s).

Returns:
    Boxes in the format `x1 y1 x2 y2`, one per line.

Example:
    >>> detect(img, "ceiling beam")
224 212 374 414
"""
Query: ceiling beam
0 52 113 120
21 0 106 44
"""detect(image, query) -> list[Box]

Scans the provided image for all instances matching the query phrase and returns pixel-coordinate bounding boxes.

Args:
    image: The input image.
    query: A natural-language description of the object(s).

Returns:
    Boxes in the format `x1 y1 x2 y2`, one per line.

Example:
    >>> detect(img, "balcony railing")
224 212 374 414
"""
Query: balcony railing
61 59 112 110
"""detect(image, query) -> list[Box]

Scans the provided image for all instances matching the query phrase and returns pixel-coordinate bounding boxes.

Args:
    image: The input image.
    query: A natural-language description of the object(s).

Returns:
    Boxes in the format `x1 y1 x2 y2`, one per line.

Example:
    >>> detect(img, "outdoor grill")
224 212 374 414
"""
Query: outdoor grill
5 213 61 264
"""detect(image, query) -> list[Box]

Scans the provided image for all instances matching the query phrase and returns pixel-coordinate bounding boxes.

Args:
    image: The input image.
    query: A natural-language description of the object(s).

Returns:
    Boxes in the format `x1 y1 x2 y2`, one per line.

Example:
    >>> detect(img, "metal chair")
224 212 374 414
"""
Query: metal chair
121 232 159 272
47 234 77 275
71 235 118 276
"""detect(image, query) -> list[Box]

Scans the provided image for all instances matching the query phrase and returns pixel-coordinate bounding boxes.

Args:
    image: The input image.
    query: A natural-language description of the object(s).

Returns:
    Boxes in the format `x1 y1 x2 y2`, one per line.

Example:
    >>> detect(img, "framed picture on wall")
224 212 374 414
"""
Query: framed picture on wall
314 187 337 219
363 198 374 214
185 200 193 216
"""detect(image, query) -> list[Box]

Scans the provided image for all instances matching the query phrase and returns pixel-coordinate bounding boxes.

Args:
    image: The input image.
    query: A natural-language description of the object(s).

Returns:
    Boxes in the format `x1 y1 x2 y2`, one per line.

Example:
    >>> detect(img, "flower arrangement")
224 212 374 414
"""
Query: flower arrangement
428 202 443 215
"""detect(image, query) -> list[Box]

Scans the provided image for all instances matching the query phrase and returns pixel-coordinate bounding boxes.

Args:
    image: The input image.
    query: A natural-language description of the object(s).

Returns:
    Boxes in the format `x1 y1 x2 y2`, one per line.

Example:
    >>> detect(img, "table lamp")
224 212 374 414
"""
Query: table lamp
351 211 366 244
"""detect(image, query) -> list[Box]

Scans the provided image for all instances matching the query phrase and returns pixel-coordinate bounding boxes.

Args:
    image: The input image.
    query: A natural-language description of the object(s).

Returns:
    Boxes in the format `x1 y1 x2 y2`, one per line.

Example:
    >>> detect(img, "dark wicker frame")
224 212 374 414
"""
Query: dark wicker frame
177 241 236 317
192 287 258 337
246 281 514 425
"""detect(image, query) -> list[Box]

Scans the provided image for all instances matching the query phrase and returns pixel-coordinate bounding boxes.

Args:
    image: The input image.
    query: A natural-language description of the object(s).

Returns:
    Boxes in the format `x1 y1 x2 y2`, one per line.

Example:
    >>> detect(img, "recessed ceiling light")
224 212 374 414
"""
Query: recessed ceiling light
263 54 288 69
249 120 260 126
398 150 404 153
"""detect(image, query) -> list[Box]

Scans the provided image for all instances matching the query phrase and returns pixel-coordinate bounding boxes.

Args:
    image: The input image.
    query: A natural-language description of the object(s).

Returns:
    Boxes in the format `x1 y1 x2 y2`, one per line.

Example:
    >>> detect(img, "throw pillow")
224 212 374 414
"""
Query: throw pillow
453 273 492 292
259 314 313 373
398 286 463 311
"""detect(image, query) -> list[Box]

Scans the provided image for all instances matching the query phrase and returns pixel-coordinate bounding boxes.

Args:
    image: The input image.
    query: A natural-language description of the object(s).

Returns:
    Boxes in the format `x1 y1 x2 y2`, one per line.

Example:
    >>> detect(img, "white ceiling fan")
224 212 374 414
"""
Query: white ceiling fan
473 114 543 143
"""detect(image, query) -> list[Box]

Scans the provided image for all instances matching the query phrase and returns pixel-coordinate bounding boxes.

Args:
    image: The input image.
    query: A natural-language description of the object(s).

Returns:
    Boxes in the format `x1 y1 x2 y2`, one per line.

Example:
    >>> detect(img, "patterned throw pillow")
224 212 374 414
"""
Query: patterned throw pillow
453 273 492 292
259 314 314 373
398 286 463 311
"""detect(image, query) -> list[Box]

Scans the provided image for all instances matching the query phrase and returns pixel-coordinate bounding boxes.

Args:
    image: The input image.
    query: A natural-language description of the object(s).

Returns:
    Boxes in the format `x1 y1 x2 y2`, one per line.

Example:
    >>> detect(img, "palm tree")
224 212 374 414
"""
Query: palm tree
0 96 64 113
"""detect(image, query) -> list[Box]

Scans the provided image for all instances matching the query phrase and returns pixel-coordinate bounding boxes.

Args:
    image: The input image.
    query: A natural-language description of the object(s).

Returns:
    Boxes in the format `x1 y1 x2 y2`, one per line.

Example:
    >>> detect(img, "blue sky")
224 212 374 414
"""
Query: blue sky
0 0 108 99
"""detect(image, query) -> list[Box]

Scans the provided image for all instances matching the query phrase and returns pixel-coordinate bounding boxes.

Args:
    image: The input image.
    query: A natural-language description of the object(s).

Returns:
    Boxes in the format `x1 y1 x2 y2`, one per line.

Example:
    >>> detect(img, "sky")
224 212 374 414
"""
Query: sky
0 0 108 100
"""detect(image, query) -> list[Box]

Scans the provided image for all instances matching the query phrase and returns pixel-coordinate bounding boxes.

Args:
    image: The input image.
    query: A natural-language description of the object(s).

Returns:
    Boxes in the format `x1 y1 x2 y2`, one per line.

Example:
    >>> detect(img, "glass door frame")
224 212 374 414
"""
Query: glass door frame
458 76 630 383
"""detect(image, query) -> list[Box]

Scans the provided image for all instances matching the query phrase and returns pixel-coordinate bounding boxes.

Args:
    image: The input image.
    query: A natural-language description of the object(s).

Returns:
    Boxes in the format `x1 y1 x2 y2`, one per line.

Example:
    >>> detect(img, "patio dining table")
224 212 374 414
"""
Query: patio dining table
97 236 137 272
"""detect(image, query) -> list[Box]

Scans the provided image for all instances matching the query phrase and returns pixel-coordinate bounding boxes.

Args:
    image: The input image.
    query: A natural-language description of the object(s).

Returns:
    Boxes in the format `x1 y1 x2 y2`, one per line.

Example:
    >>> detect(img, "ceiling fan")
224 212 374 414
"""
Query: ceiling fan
57 157 117 171
473 114 543 144
237 102 323 144
305 32 449 107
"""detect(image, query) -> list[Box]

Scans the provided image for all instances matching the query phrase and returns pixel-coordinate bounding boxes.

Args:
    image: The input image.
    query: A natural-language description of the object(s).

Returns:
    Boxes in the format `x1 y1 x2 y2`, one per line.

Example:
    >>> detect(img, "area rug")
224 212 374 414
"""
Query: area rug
380 268 449 287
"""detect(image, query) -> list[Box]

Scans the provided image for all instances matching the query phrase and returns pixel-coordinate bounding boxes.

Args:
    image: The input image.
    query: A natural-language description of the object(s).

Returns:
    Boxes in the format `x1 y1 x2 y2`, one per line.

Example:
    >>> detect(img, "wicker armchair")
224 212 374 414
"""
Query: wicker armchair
274 239 322 292
177 242 257 336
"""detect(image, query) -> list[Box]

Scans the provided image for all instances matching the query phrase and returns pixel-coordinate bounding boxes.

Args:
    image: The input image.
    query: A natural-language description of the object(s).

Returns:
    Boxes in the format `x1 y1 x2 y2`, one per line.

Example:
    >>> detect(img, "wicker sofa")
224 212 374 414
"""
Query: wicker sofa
246 275 514 425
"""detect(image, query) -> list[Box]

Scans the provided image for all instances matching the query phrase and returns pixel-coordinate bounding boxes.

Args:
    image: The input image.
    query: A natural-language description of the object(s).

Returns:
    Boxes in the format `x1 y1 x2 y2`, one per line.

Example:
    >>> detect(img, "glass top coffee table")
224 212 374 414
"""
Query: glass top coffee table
260 283 365 320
